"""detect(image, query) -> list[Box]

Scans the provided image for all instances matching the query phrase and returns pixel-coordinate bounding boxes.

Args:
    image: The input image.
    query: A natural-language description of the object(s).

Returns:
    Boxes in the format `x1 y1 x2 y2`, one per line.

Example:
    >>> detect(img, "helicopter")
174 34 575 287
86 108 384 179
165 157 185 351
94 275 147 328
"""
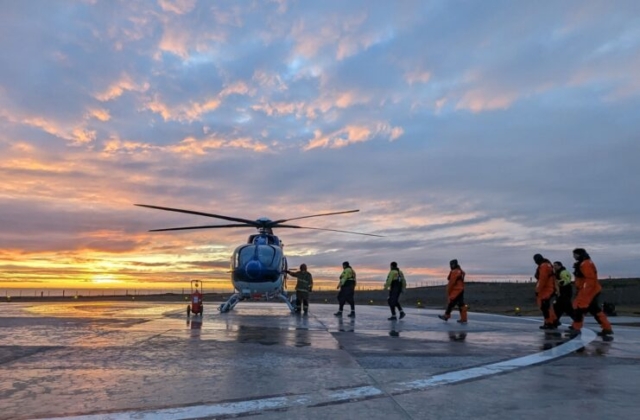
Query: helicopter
135 204 381 313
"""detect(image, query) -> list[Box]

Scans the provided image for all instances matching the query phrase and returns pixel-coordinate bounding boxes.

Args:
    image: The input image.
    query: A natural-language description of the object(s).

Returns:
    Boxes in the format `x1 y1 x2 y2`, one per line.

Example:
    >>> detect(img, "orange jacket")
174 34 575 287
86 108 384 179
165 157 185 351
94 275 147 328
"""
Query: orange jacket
574 259 601 308
447 268 465 299
535 261 556 300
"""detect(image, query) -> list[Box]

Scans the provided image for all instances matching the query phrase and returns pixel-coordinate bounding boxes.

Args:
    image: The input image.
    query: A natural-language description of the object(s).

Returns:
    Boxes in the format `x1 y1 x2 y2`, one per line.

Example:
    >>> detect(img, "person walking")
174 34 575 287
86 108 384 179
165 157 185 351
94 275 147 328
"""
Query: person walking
286 264 313 315
568 248 613 337
438 259 468 324
552 261 573 327
334 261 356 317
533 253 558 329
384 261 406 320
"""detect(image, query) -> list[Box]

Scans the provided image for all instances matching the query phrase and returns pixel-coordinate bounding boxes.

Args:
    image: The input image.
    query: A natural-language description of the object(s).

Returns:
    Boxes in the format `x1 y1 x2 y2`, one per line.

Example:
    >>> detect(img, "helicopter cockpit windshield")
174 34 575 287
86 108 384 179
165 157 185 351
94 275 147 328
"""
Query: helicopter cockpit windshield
235 245 279 268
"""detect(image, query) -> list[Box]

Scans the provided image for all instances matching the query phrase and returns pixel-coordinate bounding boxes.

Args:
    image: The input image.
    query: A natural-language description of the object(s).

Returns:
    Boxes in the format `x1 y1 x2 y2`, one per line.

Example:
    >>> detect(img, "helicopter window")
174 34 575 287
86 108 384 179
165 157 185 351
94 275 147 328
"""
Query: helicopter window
257 246 276 265
236 245 277 266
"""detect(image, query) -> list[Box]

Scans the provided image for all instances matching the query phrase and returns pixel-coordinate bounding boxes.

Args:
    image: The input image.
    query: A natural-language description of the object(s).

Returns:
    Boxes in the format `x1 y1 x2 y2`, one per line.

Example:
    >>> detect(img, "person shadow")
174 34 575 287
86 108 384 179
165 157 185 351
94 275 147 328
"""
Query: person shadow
448 331 467 342
338 317 355 333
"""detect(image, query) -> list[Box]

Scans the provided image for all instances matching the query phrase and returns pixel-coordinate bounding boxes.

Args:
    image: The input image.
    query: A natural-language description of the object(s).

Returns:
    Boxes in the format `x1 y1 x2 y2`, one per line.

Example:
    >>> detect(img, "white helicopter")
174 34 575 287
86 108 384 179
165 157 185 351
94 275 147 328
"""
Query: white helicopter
135 204 381 313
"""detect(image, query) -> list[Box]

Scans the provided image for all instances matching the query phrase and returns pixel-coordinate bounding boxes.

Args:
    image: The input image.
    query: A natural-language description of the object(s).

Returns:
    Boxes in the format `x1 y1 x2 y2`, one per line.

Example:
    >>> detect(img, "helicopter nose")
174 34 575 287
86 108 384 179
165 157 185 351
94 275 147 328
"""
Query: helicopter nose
245 260 263 279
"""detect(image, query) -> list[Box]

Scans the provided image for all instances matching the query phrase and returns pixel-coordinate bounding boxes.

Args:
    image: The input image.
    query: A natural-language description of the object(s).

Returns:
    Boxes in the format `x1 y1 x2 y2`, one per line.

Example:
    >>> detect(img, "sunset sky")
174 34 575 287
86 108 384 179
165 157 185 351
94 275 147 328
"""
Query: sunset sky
1 0 639 292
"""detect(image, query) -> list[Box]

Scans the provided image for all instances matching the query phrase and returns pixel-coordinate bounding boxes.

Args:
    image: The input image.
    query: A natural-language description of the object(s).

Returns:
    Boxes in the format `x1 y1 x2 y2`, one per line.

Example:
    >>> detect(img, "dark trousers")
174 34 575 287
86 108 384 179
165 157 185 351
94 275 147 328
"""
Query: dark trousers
554 286 573 321
445 291 465 315
539 296 555 321
388 288 403 315
337 282 355 311
296 291 309 312
572 293 603 325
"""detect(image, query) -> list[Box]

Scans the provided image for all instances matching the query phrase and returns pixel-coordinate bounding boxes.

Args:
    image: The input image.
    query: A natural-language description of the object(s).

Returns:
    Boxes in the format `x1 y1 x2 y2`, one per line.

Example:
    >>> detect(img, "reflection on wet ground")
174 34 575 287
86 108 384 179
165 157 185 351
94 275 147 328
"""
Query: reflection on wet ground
0 302 638 420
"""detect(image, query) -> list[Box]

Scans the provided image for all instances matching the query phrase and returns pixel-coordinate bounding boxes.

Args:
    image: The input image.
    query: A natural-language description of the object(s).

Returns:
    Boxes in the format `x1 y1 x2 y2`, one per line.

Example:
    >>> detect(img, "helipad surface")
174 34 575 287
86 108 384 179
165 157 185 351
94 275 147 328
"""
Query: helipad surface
0 302 638 419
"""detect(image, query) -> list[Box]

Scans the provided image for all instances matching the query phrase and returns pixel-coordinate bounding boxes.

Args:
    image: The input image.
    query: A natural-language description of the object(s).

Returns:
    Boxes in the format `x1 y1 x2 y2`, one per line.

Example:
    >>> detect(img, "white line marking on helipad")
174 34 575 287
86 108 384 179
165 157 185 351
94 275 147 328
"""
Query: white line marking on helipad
45 329 596 420
388 328 596 394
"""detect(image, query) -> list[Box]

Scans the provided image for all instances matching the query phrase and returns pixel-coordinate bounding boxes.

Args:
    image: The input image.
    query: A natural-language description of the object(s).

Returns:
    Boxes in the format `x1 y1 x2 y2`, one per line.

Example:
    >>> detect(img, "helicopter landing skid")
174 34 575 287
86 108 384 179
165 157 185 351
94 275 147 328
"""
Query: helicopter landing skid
279 293 296 313
218 294 242 313
218 291 295 313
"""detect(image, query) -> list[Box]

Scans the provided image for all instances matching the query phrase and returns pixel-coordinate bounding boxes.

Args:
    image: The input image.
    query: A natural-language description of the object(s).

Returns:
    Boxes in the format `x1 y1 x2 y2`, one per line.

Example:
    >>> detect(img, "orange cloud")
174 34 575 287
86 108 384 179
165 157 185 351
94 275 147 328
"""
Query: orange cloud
143 96 221 122
167 135 270 155
95 74 149 101
220 81 253 97
304 122 404 150
102 138 158 155
158 25 191 58
21 117 97 145
87 108 111 121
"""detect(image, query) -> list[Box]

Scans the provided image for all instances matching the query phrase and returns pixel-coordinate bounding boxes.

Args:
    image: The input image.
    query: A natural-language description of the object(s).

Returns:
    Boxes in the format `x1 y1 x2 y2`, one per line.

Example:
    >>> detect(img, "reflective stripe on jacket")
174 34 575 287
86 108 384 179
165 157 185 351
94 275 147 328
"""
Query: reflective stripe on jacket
291 271 313 292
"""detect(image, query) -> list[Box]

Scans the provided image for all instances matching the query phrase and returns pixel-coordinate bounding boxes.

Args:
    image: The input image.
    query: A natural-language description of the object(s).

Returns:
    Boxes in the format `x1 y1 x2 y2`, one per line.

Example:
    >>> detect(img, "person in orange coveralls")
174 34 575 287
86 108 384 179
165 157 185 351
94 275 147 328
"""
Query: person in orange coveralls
438 259 468 324
568 248 613 337
533 253 558 330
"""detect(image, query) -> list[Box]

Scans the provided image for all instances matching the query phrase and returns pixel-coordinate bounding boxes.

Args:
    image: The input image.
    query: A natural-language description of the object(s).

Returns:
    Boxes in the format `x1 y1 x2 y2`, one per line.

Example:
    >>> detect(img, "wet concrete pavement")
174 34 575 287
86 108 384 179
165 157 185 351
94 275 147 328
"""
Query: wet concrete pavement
0 302 638 419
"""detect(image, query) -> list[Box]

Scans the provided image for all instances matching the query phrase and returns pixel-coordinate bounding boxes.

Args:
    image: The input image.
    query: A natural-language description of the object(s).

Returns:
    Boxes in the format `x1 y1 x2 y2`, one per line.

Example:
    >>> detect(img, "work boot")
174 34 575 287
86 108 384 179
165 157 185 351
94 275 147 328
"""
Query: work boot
347 311 356 318
334 311 342 317
438 315 448 322
565 329 581 338
388 315 397 321
597 329 614 337
399 311 406 319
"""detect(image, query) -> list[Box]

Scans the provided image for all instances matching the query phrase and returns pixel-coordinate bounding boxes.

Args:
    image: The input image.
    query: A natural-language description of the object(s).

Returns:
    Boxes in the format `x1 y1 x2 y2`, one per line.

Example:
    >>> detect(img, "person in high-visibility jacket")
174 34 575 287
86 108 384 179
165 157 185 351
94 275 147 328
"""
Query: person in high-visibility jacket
384 261 406 320
568 248 613 337
287 263 313 315
335 261 356 317
438 259 468 324
534 254 558 329
552 261 573 327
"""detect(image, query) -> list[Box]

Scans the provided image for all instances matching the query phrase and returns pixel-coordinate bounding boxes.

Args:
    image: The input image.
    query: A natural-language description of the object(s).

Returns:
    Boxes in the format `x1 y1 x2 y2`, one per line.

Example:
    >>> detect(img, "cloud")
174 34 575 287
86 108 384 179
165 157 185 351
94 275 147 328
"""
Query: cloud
1 0 640 289
158 0 197 15
95 74 150 102
304 122 403 150
87 108 111 121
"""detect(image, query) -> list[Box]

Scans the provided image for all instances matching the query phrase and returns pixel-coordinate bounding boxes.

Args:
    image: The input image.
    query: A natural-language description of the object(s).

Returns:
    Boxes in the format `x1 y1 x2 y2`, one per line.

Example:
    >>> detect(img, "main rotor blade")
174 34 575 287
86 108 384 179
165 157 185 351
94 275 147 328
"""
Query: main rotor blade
272 209 359 224
135 204 259 226
149 224 253 232
275 224 383 237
